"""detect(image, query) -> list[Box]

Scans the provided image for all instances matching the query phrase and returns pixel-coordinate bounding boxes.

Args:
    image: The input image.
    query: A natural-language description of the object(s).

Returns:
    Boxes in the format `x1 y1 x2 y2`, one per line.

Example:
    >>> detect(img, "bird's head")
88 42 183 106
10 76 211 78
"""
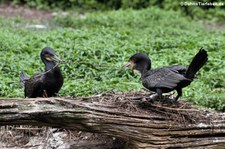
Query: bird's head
40 47 62 64
123 53 151 74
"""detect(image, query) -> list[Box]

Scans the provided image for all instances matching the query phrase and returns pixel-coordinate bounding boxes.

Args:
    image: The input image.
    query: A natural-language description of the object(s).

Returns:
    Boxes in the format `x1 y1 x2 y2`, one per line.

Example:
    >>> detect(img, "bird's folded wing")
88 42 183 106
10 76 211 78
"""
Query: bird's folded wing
25 73 44 97
143 68 187 89
165 65 187 75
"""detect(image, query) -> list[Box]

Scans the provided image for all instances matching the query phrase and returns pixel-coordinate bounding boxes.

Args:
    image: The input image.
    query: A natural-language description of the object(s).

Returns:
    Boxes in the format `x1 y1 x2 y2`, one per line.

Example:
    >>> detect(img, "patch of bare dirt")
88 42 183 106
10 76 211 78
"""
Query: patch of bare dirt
0 4 52 20
199 20 225 30
0 126 125 149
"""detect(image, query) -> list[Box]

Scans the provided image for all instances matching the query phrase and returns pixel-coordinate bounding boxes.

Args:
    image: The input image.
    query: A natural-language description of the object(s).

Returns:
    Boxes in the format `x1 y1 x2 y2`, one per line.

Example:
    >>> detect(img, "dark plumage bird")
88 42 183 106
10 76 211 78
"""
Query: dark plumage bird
20 47 64 98
124 48 208 101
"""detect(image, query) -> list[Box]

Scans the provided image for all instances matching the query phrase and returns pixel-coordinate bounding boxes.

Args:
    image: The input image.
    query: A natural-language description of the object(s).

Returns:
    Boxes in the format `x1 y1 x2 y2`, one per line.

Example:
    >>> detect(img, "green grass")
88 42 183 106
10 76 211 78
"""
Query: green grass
0 7 225 110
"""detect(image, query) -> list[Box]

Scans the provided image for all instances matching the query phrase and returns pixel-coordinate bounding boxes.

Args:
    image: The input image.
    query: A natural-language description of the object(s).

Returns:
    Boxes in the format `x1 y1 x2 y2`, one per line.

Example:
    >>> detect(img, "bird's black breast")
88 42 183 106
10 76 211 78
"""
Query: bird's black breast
43 67 63 97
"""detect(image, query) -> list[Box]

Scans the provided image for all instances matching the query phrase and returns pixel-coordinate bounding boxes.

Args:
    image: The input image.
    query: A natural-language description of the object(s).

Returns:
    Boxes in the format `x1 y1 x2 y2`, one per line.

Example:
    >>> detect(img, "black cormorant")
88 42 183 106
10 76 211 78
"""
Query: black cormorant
123 48 208 101
20 47 64 98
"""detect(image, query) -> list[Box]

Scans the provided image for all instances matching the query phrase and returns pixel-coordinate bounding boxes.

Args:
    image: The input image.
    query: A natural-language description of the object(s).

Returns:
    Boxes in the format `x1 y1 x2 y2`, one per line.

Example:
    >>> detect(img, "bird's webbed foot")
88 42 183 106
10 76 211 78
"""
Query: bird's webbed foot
147 89 164 102
148 94 159 101
174 95 180 101
165 93 178 103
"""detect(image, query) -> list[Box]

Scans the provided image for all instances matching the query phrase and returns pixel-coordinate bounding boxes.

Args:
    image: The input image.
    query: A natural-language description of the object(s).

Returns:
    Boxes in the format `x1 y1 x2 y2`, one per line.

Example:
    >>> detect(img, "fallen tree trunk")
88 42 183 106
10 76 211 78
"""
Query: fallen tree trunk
0 92 225 148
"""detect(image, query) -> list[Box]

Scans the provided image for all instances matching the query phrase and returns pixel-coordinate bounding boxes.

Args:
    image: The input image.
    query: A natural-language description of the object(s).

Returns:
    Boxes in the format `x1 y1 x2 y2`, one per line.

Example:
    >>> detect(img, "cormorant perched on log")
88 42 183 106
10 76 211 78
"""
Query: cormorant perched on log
20 47 64 98
123 48 208 101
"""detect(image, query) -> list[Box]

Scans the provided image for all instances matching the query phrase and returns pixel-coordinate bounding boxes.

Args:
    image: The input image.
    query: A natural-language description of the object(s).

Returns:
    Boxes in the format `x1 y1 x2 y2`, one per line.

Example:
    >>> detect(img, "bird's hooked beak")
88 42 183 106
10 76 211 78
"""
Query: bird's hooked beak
45 54 63 63
122 61 135 69
52 55 63 64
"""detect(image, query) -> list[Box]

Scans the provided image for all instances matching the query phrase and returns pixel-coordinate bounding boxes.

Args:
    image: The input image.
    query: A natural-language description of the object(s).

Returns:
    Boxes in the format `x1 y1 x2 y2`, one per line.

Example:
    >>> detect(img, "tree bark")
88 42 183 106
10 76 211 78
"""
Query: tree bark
0 93 225 149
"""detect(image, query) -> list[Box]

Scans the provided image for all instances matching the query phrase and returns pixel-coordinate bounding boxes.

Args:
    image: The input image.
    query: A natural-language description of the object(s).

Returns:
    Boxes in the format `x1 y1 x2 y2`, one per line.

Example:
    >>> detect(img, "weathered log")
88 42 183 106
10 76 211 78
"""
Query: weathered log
0 92 225 149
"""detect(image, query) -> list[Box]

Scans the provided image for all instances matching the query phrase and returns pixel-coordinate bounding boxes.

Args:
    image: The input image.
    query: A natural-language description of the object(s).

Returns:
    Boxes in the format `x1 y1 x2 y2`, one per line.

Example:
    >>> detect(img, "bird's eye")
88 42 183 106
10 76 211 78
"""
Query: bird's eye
135 59 142 63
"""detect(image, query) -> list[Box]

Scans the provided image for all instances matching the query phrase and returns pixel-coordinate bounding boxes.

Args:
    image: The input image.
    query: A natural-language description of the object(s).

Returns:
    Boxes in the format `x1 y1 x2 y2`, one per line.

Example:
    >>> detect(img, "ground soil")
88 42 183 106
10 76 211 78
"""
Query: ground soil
0 126 125 149
0 4 52 20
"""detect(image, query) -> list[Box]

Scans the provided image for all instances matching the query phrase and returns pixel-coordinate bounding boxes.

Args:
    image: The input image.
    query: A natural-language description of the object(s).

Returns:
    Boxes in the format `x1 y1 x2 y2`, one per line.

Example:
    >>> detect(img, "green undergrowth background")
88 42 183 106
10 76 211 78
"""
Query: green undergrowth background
0 6 224 110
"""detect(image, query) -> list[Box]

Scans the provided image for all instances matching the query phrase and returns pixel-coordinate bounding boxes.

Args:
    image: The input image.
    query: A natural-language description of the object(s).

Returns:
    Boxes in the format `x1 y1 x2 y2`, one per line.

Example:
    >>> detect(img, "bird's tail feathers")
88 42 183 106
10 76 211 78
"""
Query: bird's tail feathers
20 70 29 88
186 48 208 79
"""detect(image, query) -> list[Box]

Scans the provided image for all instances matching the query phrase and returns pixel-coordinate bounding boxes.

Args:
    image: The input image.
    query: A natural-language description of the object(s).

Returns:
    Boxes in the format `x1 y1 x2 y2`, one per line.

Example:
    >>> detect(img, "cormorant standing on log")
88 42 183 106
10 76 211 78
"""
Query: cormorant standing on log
123 48 208 101
20 47 64 98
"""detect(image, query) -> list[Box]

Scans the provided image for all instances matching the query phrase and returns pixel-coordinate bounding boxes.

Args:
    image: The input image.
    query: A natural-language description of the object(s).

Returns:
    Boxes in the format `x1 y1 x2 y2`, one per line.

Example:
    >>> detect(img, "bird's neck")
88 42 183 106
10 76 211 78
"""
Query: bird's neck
44 62 61 75
140 68 149 77
45 61 57 71
140 64 151 76
44 62 62 79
